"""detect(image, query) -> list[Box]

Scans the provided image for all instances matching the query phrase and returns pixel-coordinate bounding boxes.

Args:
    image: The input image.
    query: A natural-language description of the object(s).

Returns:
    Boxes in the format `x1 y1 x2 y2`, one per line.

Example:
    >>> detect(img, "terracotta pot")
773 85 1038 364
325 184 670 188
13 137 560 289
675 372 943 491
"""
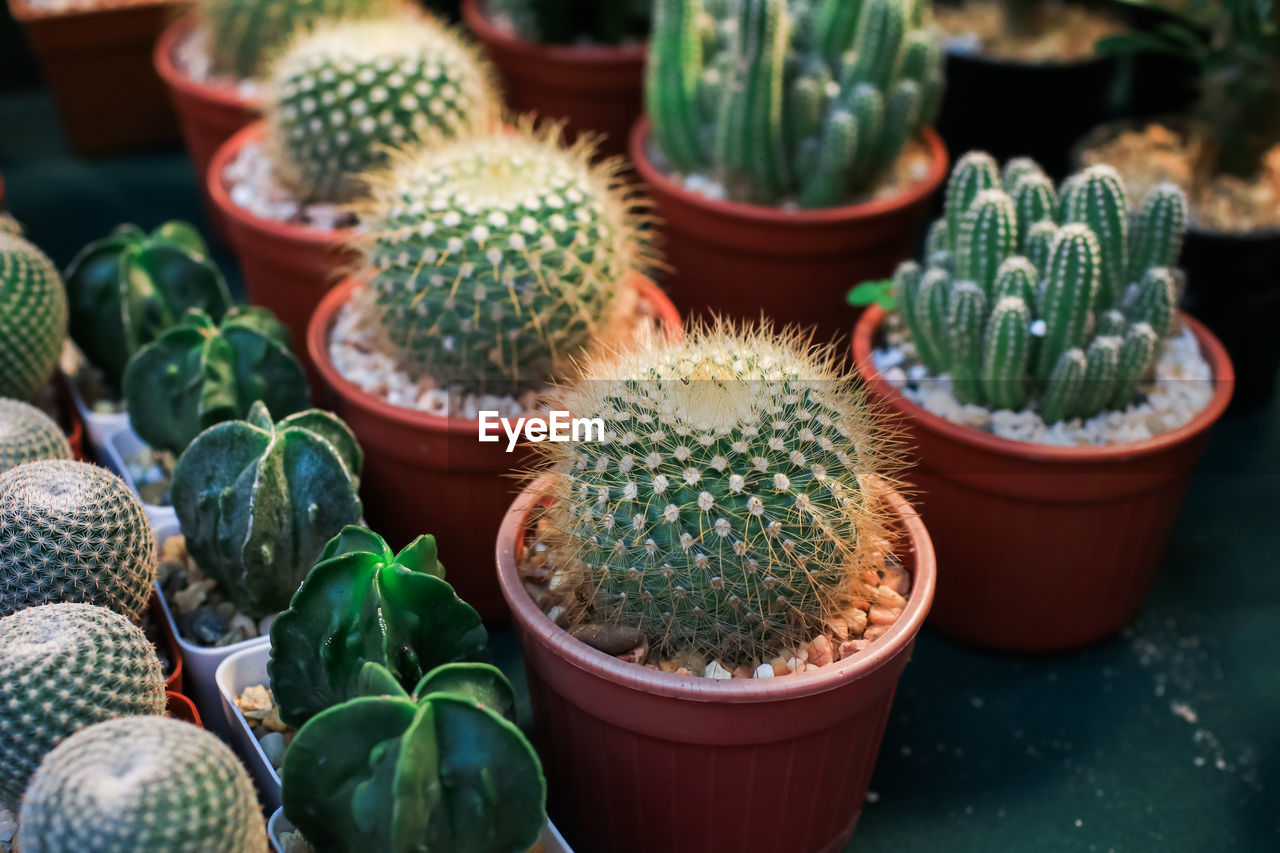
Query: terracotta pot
208 121 358 387
148 590 184 694
165 691 202 727
461 0 645 159
496 475 935 853
154 15 260 239
51 370 85 462
308 275 681 622
630 117 949 345
852 306 1234 651
8 0 180 155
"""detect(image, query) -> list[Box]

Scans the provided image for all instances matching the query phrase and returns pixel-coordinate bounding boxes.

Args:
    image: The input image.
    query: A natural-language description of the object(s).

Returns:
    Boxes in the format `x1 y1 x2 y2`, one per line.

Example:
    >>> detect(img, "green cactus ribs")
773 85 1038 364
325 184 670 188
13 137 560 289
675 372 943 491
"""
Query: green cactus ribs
0 399 72 472
0 232 68 402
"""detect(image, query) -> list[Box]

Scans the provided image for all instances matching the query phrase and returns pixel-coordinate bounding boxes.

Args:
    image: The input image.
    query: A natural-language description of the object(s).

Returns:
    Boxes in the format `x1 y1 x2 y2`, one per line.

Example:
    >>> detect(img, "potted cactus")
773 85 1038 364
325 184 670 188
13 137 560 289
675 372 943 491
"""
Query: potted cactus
850 152 1234 651
307 123 679 619
0 399 72 472
495 323 936 853
207 11 500 367
633 0 948 341
0 231 68 405
154 0 400 235
462 0 650 157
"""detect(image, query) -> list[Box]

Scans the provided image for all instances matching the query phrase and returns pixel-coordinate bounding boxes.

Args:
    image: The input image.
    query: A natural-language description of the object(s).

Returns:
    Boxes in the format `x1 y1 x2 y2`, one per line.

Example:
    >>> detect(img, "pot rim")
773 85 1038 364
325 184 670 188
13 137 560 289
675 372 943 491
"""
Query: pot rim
461 0 647 66
153 15 261 111
164 690 202 727
495 473 936 703
851 304 1235 463
10 0 173 21
207 119 356 248
629 117 950 227
307 275 682 436
942 43 1115 70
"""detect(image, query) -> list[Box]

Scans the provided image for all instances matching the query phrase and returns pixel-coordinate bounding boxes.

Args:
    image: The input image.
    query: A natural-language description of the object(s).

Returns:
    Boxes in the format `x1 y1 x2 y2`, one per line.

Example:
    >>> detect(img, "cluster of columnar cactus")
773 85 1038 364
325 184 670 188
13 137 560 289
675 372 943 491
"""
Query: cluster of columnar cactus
0 399 72 472
536 324 901 663
0 603 166 811
0 232 68 402
893 153 1189 424
267 14 500 202
357 124 650 391
648 0 945 207
64 222 231 389
490 0 651 44
0 461 157 620
18 717 266 853
122 306 310 455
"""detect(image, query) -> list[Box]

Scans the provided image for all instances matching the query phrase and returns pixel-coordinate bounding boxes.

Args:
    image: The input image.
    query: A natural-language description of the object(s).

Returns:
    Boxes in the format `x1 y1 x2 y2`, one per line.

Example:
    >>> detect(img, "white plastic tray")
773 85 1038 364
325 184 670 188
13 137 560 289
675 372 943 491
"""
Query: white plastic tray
103 426 178 530
216 642 281 814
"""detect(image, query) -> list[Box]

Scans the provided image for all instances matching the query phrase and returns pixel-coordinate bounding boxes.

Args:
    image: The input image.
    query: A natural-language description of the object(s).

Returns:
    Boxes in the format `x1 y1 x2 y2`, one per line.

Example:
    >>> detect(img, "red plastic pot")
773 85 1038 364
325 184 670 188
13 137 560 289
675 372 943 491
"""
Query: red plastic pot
154 16 261 239
9 0 180 155
209 121 357 386
497 475 935 853
462 0 645 159
51 370 85 462
309 275 681 622
852 306 1234 651
148 591 183 694
165 691 202 727
630 116 949 344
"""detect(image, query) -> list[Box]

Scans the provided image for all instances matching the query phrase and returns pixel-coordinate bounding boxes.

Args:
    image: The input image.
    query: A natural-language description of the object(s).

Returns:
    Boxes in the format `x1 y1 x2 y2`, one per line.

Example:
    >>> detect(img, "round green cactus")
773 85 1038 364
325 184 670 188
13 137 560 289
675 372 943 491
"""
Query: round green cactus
0 603 165 811
0 461 156 620
64 222 231 389
356 124 650 391
0 399 72 472
537 324 902 663
0 232 68 402
171 402 363 619
269 525 488 727
17 716 265 853
122 306 310 456
267 15 500 203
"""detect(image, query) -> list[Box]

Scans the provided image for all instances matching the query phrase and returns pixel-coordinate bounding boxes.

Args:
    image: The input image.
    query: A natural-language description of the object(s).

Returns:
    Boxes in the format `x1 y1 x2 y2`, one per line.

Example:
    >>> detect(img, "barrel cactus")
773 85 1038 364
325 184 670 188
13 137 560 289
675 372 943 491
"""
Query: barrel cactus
196 0 402 79
886 153 1190 423
171 401 363 619
18 716 266 853
0 399 72 472
267 14 500 203
122 306 310 456
64 222 232 389
648 0 945 207
490 0 650 43
0 232 68 402
0 603 165 811
0 461 156 620
535 323 902 664
355 124 652 393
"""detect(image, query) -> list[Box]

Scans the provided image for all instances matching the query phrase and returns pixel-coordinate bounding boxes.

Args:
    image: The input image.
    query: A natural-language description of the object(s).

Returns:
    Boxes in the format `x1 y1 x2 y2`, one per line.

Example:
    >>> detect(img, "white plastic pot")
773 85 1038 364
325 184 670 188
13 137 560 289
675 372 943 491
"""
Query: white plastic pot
103 427 177 530
216 642 281 814
267 809 574 853
64 364 129 461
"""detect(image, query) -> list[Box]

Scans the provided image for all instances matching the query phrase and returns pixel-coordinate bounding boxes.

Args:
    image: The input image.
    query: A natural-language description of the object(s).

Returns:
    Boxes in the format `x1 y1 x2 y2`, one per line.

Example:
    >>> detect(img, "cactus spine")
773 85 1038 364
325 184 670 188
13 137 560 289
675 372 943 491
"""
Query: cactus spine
0 400 72 472
0 233 68 402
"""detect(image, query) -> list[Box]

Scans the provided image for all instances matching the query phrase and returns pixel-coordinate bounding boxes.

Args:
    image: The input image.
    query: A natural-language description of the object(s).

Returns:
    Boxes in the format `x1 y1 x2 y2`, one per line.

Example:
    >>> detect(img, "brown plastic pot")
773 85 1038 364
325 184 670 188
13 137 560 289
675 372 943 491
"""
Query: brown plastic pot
209 121 357 385
309 275 681 622
852 306 1234 651
154 15 261 239
462 0 645 159
630 117 949 344
165 691 202 727
9 0 180 155
497 475 935 853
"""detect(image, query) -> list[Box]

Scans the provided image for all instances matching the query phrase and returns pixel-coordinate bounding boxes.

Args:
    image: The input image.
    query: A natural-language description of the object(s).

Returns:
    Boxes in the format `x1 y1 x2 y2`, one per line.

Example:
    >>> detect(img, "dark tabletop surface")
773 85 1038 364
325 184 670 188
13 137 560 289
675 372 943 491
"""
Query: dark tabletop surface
2 76 1277 853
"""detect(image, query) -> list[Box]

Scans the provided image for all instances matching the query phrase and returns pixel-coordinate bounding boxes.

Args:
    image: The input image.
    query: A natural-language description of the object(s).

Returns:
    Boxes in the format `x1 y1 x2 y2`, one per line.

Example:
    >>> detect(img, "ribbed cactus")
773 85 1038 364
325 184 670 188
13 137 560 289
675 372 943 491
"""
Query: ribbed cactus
535 324 901 663
489 0 650 44
171 401 362 619
0 461 156 620
0 233 68 402
647 0 944 207
880 154 1191 424
267 15 500 203
18 716 266 853
122 307 310 456
356 124 650 392
196 0 401 79
64 222 231 389
0 399 72 472
0 603 165 811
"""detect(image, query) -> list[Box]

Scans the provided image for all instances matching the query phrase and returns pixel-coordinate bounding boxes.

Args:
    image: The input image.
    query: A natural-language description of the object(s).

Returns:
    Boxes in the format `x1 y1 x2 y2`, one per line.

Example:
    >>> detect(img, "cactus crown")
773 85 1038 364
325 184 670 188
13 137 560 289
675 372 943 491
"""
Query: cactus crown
887 152 1190 425
0 461 157 620
0 399 72 473
0 603 166 812
647 0 945 207
267 14 501 203
18 716 266 853
535 322 904 664
0 232 68 402
489 0 651 44
352 122 654 393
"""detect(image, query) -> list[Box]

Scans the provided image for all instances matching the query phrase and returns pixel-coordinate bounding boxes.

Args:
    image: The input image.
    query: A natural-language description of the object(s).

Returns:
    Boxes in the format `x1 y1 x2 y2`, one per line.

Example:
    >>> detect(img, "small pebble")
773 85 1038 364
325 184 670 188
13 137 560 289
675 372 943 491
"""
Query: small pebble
807 635 834 667
704 660 732 679
754 663 775 679
258 731 286 769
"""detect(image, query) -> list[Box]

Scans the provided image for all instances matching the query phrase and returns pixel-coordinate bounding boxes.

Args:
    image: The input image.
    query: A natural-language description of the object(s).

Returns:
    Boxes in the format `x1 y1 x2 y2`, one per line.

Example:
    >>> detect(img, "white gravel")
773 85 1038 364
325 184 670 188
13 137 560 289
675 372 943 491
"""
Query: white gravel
172 26 263 99
223 141 354 229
